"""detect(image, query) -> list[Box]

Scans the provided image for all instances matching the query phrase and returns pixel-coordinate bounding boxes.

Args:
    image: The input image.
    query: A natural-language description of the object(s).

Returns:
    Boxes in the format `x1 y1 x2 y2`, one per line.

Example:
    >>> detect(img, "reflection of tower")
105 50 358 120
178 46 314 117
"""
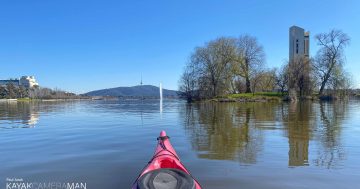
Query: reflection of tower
286 102 311 166
288 134 309 166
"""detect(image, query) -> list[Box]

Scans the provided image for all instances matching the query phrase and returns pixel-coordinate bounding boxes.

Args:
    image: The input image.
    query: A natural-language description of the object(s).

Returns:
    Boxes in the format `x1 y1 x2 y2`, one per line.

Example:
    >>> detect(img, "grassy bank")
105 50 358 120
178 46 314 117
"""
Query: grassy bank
214 92 285 102
16 98 34 102
214 92 358 102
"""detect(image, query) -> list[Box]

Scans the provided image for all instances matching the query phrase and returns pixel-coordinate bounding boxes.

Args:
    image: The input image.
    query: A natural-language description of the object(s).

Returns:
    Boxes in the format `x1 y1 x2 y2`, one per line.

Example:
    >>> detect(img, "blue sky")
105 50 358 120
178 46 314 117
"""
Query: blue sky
0 0 359 93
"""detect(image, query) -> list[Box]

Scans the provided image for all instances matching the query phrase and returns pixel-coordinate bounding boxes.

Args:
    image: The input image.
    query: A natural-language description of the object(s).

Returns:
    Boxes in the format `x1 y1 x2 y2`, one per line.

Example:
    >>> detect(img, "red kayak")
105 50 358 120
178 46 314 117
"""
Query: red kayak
132 131 202 189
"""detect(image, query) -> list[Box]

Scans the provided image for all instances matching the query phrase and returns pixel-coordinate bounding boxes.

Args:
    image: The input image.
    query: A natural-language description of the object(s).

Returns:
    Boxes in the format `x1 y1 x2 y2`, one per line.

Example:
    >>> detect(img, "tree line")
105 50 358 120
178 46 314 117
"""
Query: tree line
179 29 352 102
0 83 83 99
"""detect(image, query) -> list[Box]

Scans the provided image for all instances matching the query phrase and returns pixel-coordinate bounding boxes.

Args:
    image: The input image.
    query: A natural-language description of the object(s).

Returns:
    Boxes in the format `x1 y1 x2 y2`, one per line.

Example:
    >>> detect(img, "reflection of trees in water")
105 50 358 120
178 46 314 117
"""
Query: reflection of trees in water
182 102 279 164
281 101 347 168
183 101 348 168
313 102 347 169
0 101 72 128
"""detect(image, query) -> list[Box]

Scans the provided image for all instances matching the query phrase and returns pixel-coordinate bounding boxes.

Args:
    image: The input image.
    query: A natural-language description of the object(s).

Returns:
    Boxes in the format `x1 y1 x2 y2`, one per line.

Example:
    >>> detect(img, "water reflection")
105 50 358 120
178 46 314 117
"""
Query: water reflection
183 101 349 168
90 99 168 114
0 101 40 128
281 102 315 166
182 102 265 164
0 100 352 170
314 102 347 168
0 101 79 129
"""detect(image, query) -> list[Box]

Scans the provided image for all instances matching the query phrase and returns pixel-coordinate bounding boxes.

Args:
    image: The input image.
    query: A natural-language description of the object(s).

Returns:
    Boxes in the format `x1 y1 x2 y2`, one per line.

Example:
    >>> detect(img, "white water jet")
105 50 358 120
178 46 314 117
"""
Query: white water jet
159 83 163 101
160 83 163 114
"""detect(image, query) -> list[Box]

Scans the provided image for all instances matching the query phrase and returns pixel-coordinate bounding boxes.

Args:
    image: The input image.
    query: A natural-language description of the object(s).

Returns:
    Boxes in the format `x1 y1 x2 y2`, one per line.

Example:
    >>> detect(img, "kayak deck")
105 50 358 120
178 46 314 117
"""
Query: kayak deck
132 131 202 189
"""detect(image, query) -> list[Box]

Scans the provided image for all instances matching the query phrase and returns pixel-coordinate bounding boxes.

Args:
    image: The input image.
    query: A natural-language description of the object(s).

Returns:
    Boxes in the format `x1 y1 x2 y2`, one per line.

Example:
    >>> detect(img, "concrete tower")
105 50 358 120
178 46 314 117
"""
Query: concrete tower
288 26 311 98
289 26 310 61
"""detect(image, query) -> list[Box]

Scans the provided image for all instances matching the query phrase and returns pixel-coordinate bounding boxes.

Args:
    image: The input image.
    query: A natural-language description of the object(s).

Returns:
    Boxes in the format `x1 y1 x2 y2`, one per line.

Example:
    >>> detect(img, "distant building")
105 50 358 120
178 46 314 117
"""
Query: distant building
289 26 310 61
20 76 39 88
0 79 20 86
0 76 39 88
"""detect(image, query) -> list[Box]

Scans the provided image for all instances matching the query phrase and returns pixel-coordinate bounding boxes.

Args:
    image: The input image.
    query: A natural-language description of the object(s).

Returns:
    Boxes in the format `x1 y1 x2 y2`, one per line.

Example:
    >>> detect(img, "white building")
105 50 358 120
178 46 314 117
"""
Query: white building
289 26 310 61
20 76 39 88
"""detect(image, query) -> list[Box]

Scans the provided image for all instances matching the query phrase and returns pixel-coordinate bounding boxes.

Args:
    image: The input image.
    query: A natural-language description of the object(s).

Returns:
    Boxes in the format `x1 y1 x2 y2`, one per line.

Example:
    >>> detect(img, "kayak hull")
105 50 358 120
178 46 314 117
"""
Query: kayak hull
132 131 201 189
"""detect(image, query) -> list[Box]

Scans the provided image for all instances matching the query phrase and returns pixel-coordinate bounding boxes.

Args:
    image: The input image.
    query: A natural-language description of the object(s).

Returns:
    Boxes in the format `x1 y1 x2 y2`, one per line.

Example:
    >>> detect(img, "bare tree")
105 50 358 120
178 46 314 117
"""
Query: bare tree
313 29 350 95
327 66 353 98
27 87 80 99
6 83 17 98
257 69 277 92
190 37 235 97
0 86 7 98
178 64 199 102
250 70 264 95
276 63 289 93
18 86 28 98
288 56 312 98
232 77 246 93
233 35 265 93
179 35 271 99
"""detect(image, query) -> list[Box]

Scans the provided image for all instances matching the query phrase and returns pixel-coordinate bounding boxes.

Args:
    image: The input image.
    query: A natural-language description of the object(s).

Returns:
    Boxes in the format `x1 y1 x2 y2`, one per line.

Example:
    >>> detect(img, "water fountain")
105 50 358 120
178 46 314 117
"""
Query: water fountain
159 83 163 100
160 83 163 114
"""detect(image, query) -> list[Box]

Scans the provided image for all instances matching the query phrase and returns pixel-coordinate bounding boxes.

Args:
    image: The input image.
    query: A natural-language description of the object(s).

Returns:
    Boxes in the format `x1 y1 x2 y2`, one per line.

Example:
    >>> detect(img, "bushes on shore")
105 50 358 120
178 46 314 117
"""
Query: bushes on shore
0 84 83 99
179 30 353 102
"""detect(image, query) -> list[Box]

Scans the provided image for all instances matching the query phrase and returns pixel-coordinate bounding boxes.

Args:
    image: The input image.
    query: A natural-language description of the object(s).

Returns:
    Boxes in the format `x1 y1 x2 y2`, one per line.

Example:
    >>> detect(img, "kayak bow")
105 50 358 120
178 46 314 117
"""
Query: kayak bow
132 131 202 189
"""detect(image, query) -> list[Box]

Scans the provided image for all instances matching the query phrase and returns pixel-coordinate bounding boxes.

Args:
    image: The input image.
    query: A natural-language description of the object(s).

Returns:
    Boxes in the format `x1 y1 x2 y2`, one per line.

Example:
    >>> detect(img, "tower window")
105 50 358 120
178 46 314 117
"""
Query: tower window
296 39 299 54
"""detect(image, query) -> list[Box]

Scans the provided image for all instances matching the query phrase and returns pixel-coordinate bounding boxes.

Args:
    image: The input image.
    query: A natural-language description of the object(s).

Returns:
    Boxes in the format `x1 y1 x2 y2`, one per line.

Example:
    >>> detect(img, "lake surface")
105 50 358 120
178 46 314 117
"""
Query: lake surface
1 99 360 189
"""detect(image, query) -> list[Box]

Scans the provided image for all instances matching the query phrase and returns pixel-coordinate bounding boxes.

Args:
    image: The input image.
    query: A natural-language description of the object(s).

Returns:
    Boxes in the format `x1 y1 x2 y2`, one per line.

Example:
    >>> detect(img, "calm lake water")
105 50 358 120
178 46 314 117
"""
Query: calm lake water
1 99 360 189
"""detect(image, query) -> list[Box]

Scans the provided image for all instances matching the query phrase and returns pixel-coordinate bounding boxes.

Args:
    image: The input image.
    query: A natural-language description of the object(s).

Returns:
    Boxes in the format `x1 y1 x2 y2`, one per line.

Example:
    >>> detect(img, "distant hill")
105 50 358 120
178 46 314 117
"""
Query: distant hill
84 85 178 97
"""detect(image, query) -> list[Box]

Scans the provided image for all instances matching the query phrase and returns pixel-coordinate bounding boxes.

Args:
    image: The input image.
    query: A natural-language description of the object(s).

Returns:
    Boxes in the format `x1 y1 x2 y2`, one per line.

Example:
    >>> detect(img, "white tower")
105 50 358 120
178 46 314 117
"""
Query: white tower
289 26 310 61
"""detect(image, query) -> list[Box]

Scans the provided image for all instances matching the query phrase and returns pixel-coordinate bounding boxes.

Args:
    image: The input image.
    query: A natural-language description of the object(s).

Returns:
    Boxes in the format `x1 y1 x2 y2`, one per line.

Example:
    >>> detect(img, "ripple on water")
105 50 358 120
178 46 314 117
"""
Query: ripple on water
1 100 360 189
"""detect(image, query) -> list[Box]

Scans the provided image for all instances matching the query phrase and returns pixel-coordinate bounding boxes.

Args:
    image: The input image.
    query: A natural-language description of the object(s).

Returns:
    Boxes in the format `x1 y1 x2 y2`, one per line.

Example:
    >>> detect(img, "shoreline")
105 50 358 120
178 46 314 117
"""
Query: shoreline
211 97 281 103
0 98 92 102
0 99 18 102
1 94 357 103
203 92 359 103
